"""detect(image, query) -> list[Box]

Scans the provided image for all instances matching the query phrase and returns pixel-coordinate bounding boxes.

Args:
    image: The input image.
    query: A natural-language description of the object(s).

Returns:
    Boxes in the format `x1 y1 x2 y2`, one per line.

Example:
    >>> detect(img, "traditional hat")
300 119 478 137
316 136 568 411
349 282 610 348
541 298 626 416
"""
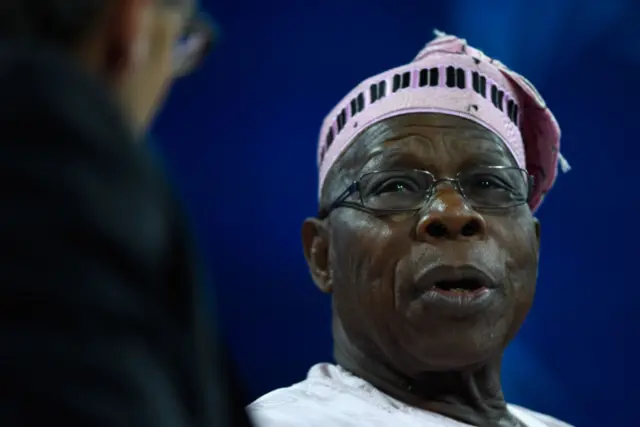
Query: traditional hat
317 31 568 211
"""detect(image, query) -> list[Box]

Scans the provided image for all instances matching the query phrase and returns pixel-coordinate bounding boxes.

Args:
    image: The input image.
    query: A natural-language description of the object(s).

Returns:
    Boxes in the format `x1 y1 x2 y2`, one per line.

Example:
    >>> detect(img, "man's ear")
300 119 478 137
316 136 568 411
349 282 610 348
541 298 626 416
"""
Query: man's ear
301 217 332 293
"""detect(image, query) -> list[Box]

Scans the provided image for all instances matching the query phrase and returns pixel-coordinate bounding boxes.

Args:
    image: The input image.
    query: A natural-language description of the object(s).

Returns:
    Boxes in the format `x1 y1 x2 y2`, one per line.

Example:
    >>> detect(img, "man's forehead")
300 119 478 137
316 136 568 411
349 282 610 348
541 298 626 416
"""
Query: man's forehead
354 115 508 163
368 135 506 160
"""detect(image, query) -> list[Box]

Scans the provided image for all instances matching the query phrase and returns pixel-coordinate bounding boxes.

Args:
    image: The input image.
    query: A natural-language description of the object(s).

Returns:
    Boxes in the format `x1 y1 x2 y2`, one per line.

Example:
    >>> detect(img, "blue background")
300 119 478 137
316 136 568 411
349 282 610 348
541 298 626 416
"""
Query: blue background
154 1 639 426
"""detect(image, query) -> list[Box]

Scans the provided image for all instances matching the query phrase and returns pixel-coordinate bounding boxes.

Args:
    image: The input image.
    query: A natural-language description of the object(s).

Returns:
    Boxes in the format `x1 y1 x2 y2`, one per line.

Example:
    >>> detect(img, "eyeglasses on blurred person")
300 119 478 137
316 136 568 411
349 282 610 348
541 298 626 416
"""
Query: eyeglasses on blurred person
0 1 251 426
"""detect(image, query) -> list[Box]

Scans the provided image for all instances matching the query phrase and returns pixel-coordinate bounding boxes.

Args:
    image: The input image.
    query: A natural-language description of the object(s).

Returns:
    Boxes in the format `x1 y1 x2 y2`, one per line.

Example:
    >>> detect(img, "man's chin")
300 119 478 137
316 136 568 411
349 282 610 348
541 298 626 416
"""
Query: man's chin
397 322 511 369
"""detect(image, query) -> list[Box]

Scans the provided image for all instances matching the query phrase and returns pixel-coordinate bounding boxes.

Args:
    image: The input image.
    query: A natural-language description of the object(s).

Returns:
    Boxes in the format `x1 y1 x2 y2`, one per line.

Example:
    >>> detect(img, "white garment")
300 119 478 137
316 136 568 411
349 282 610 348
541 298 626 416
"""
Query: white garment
248 363 572 427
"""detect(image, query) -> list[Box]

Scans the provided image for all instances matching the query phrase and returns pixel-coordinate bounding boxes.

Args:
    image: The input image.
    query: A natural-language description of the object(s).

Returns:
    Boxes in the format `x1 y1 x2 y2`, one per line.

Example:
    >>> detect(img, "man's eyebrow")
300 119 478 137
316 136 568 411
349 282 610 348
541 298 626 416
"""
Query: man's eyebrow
360 147 426 171
467 148 507 158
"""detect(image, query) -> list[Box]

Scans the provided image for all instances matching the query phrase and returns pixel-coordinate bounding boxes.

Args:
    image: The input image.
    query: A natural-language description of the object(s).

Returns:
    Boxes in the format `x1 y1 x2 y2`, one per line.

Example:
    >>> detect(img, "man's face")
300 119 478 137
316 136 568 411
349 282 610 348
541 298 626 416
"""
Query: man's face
303 113 540 374
105 0 208 131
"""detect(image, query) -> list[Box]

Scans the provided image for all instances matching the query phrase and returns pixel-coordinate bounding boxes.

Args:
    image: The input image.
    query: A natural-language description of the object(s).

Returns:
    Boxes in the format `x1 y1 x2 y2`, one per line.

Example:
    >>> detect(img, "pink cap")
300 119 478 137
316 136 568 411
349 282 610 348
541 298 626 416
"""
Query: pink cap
317 31 565 211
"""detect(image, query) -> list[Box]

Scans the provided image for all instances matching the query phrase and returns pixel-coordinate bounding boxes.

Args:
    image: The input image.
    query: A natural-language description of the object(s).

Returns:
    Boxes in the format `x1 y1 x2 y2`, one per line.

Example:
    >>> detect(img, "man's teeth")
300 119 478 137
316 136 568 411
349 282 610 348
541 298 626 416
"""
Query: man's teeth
450 288 469 292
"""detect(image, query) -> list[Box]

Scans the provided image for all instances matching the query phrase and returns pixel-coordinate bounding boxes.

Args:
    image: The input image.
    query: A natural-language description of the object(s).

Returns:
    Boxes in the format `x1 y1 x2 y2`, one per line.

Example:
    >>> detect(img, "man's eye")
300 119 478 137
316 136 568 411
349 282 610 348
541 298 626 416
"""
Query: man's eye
374 180 420 194
468 175 511 191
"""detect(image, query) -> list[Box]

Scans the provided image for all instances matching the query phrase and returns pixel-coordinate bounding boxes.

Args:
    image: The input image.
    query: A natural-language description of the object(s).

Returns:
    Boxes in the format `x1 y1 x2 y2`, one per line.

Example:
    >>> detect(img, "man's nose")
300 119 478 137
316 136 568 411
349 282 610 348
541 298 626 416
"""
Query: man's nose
415 189 487 243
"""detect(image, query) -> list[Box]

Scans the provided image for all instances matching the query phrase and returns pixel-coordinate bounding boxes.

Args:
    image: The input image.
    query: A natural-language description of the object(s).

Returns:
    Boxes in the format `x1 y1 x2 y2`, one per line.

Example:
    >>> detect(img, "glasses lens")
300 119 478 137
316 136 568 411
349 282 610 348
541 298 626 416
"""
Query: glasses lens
360 170 434 211
459 167 528 208
173 17 214 76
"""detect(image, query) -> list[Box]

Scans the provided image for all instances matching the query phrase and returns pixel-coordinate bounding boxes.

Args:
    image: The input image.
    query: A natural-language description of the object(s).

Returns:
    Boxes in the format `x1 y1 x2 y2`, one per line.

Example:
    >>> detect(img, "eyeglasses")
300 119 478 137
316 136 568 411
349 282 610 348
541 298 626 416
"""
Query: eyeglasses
320 166 533 218
172 12 216 76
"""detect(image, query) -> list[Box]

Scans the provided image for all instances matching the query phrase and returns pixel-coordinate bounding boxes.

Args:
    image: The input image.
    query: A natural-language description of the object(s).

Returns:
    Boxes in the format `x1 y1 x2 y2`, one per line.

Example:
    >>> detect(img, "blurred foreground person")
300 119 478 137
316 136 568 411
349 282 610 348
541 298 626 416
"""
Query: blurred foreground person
0 1 251 426
249 32 571 427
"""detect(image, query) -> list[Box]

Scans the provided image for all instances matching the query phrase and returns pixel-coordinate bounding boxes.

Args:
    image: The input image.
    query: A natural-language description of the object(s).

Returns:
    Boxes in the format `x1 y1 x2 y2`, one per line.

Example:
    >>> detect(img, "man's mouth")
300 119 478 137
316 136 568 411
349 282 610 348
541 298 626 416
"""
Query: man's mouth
432 278 488 295
413 264 496 302
409 265 499 313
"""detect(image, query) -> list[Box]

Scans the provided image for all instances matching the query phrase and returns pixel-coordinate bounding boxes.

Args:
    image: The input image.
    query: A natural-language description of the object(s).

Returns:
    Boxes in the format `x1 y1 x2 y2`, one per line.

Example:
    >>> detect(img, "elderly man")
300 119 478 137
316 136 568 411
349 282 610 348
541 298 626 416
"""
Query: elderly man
248 33 571 427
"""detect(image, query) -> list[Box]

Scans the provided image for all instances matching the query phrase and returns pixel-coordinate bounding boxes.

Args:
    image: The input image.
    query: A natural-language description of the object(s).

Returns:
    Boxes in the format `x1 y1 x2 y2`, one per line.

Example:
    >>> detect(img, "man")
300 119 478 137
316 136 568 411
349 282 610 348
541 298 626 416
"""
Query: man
248 33 571 426
0 1 251 426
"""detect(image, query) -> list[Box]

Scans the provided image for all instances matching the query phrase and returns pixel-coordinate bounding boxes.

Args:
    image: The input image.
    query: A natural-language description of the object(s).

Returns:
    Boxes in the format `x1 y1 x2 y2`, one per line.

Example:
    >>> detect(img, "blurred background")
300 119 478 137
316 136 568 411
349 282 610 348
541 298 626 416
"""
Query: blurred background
153 1 639 426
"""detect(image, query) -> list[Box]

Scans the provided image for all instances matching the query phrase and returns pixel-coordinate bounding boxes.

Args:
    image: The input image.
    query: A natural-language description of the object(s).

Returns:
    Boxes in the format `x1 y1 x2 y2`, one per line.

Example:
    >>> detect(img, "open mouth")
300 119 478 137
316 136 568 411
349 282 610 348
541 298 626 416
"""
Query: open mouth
414 265 496 302
433 278 488 294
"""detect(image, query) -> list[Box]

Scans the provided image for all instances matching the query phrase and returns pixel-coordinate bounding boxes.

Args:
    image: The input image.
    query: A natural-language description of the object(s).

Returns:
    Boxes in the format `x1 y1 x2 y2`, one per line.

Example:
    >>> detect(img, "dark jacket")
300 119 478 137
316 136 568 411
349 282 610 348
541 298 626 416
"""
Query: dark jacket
0 41 251 427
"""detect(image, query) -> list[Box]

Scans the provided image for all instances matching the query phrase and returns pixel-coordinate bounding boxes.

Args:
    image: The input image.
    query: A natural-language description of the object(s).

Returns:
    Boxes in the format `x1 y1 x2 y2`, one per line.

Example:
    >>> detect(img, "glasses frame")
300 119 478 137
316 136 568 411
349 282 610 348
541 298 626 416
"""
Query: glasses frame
172 13 215 77
318 166 534 219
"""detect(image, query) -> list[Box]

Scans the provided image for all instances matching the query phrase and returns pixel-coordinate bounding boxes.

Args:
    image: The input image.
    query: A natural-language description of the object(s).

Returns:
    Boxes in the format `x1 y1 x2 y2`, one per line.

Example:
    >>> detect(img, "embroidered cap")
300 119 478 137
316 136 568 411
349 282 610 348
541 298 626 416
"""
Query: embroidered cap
317 31 567 211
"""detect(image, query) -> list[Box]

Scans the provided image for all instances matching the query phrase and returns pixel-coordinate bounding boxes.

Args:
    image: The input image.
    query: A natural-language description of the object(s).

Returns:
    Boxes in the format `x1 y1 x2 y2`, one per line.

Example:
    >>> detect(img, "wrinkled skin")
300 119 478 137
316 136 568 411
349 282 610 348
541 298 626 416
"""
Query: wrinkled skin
302 113 540 427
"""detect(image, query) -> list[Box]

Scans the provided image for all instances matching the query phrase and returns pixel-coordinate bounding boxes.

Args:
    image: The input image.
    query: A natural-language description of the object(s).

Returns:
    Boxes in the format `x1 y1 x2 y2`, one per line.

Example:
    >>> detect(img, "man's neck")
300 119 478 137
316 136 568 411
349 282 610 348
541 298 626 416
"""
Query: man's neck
333 324 523 427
